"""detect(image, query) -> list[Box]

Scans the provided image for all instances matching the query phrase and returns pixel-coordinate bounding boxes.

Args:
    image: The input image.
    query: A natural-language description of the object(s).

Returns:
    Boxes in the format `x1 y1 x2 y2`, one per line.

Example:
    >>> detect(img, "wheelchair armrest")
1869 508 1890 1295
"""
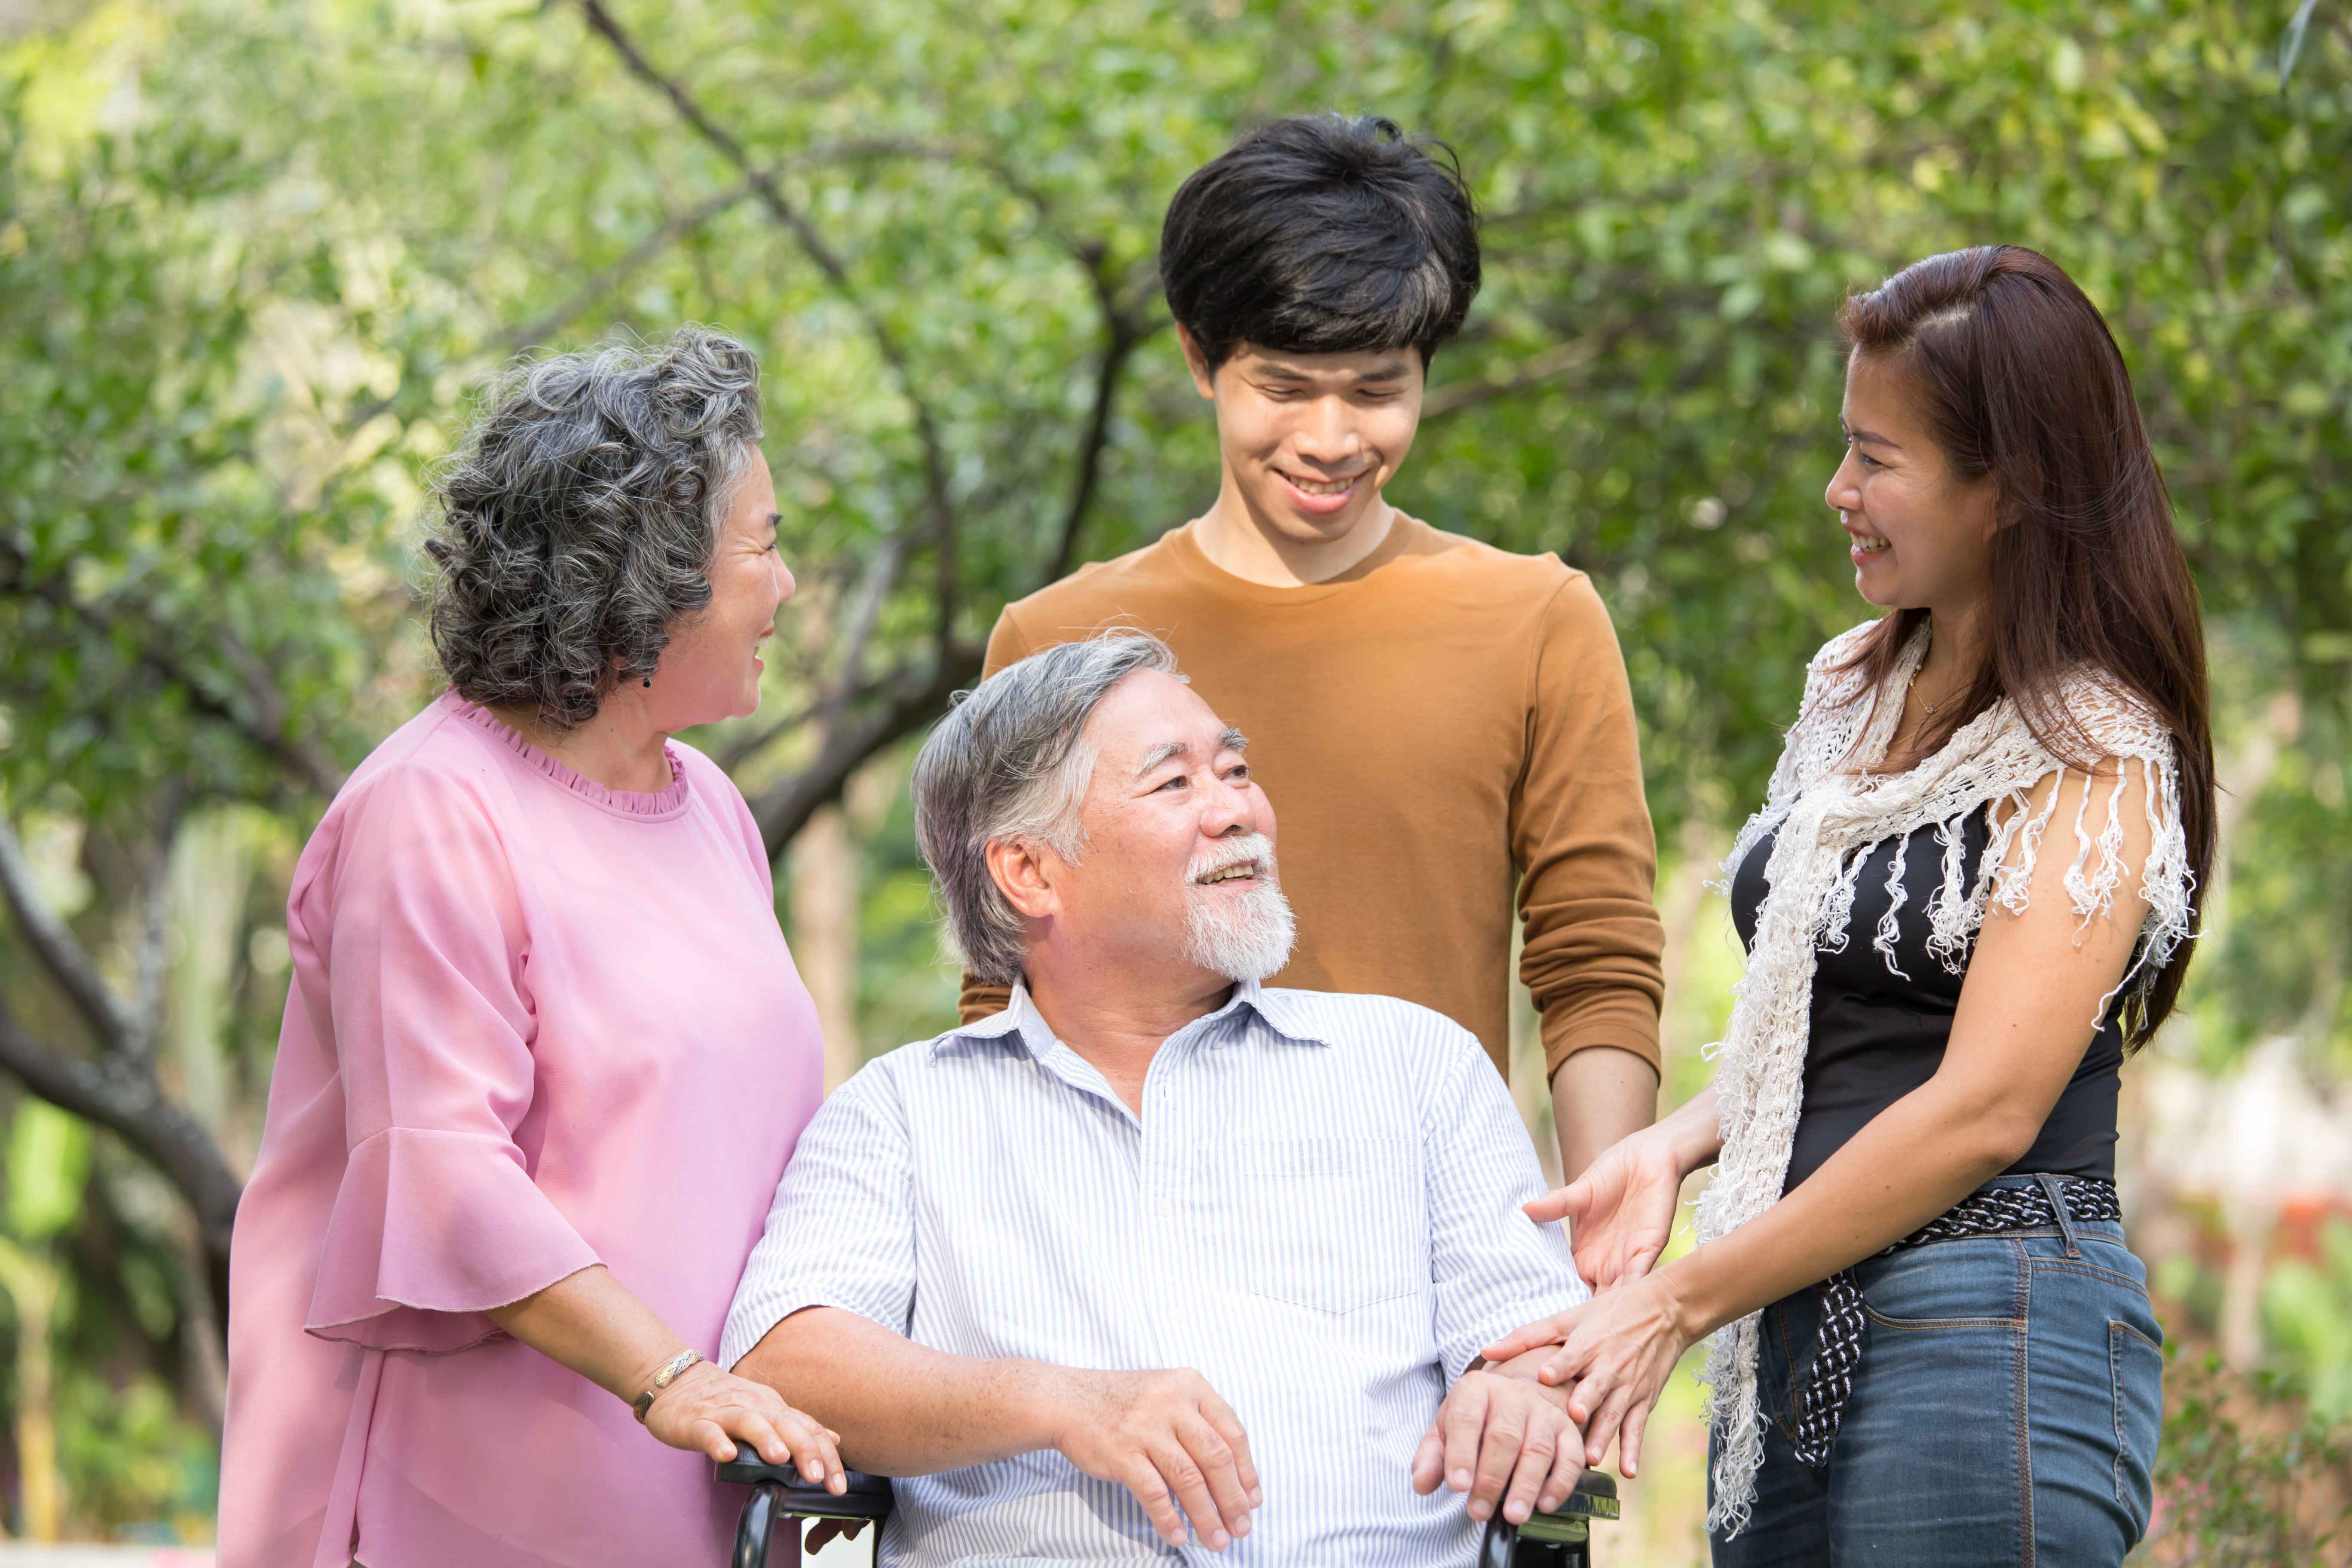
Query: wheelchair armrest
1539 1468 1619 1523
714 1455 895 1523
1479 1469 1620 1566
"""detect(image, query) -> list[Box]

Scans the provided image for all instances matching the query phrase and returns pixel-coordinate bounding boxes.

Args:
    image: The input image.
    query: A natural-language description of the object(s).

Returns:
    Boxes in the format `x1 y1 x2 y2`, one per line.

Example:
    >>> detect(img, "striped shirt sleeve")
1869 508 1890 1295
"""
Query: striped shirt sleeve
1419 1026 1590 1380
719 1062 916 1369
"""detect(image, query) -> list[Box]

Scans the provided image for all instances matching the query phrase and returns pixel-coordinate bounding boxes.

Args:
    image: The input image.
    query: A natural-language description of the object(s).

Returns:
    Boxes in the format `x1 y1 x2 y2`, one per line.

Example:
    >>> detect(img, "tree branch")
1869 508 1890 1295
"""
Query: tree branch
492 179 757 354
828 528 916 704
124 785 188 1068
1041 315 1147 589
0 816 138 1053
715 700 818 773
721 481 929 776
0 537 346 799
571 0 962 634
0 986 241 1332
1421 332 1614 420
750 649 983 861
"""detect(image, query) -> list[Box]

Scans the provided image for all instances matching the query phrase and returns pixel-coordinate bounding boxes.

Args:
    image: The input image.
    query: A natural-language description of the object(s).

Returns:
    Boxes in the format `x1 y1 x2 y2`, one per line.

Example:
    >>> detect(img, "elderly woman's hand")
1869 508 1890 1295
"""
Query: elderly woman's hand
644 1358 847 1491
1479 1271 1695 1479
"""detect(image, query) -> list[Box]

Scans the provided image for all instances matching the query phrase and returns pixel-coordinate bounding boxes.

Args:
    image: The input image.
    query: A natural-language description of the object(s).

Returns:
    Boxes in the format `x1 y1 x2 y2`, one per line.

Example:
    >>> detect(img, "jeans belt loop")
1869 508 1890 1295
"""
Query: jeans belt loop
2036 1173 2082 1258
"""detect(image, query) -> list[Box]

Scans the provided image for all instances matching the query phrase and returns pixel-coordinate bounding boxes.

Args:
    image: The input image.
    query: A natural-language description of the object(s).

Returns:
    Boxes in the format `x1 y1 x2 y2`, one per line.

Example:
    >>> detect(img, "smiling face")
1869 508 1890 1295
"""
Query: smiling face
1825 350 2001 615
1183 331 1424 550
1025 668 1292 987
644 444 793 729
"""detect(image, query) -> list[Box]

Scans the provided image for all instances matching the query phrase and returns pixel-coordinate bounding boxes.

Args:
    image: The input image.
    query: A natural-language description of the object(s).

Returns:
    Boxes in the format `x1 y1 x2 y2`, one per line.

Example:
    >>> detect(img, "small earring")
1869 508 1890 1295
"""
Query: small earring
642 676 652 688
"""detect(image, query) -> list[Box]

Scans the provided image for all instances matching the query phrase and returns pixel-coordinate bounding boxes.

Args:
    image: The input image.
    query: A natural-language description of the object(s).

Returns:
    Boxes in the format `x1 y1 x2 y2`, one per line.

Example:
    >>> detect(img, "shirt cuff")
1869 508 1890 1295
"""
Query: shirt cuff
1449 1282 1594 1385
1540 995 1663 1079
719 1291 899 1372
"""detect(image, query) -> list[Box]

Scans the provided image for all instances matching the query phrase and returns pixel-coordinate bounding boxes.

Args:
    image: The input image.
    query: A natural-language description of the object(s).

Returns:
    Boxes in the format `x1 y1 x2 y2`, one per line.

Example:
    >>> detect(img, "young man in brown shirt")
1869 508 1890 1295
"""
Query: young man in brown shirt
961 115 1665 1179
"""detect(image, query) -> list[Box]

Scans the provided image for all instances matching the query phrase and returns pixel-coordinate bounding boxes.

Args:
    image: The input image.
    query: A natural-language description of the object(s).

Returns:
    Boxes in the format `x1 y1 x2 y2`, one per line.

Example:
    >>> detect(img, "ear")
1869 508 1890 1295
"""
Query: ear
1175 324 1217 401
983 836 1061 924
1972 474 2012 539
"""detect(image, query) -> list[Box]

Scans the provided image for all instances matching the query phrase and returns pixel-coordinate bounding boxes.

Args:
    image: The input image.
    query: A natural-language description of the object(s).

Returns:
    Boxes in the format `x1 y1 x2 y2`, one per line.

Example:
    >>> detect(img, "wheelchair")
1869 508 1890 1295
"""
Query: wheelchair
717 1455 1620 1566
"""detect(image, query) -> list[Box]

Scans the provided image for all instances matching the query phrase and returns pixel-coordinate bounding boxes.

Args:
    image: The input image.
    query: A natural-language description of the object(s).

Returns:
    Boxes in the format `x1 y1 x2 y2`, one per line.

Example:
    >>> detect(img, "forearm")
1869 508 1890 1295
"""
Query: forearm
1657 1078 2019 1338
1650 1084 1723 1175
486 1264 687 1406
736 1306 1064 1476
1548 1046 1659 1181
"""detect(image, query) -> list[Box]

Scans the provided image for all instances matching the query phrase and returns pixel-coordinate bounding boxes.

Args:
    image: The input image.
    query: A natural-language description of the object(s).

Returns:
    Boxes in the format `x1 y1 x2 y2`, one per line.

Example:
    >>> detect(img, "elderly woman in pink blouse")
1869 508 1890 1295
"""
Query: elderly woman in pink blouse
220 327 843 1568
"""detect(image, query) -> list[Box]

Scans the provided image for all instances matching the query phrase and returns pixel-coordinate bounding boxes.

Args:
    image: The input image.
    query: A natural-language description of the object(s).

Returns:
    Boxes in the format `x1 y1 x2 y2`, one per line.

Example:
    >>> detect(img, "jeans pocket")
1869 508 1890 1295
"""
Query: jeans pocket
2108 1320 2163 1540
1856 1238 2020 1329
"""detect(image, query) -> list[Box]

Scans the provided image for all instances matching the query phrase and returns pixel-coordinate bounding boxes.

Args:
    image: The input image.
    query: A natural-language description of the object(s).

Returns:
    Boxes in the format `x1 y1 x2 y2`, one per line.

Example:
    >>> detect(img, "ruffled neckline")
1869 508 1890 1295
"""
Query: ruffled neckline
439 692 692 820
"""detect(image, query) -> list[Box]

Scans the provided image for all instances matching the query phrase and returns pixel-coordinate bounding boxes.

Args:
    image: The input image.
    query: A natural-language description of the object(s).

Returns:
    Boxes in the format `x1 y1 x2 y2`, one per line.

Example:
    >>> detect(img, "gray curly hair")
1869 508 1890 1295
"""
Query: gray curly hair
422 325 764 731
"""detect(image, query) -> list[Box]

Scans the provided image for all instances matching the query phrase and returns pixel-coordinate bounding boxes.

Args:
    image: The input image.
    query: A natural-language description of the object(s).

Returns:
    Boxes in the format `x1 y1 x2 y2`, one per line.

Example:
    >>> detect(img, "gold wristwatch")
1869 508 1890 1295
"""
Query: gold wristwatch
632 1348 704 1424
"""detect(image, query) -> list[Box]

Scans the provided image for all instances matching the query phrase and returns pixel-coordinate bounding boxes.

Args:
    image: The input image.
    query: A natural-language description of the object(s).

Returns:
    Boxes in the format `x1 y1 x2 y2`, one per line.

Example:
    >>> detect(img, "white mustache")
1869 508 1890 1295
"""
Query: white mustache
1187 834 1277 886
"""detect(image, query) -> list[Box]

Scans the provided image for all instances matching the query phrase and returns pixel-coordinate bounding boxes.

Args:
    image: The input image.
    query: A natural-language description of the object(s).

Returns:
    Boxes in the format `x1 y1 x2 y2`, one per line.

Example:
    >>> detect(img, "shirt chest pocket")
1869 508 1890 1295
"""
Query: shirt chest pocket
1215 1136 1424 1315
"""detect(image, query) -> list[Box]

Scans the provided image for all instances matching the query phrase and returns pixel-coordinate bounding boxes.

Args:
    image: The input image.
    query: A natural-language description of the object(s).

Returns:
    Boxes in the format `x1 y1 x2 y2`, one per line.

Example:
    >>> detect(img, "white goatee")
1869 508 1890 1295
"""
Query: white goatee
1180 833 1295 983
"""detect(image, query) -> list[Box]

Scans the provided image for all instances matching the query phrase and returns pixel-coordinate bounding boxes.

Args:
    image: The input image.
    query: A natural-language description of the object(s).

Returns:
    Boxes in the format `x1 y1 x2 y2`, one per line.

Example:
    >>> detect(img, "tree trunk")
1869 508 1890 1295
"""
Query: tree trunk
0 1238 64 1540
790 805 862 1092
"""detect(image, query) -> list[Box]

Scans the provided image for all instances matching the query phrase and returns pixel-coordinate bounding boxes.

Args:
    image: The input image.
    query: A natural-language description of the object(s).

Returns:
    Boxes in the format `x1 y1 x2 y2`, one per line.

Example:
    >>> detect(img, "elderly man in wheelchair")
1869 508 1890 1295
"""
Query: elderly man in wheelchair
716 633 1618 1565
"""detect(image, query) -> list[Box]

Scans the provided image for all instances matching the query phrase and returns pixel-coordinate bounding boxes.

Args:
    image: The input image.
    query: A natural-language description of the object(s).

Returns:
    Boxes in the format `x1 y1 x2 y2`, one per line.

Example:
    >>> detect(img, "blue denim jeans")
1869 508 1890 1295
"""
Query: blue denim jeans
1710 1179 2165 1567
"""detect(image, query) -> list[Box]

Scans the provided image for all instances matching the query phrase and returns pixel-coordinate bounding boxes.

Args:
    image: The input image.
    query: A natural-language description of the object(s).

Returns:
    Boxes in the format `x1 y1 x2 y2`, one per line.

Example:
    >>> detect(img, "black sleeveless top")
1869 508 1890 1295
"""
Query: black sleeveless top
1728 805 2125 1194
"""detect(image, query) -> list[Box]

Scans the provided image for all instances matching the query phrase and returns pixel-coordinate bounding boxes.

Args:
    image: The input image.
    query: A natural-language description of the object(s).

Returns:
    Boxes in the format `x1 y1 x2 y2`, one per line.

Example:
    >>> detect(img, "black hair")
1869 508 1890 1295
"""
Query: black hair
1159 113 1480 371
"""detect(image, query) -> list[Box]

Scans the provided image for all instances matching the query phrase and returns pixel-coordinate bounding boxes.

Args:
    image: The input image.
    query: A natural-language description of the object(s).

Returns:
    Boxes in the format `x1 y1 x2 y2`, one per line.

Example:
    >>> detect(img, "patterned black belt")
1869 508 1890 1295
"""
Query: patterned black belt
1788 1174 2123 1467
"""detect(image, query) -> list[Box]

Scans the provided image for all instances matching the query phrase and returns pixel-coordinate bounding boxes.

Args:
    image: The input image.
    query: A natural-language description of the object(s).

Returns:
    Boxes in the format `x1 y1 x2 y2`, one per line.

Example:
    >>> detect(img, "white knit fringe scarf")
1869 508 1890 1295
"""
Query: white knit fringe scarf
1699 621 2193 1536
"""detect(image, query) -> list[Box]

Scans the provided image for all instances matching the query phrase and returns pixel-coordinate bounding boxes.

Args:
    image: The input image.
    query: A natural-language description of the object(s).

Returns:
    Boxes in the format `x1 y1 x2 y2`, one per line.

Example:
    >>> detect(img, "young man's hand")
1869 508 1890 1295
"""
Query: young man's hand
1527 1123 1686 1292
1044 1367 1262 1551
1410 1368 1586 1527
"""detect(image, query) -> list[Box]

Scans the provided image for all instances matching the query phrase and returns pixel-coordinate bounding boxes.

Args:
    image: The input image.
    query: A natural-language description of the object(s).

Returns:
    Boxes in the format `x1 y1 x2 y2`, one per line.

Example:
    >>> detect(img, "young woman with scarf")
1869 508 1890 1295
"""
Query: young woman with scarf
1482 245 2213 1566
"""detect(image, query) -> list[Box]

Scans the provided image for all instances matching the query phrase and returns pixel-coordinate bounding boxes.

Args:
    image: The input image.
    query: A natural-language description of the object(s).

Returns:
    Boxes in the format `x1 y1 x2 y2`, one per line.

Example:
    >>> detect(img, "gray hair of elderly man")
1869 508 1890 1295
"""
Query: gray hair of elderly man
913 632 1181 985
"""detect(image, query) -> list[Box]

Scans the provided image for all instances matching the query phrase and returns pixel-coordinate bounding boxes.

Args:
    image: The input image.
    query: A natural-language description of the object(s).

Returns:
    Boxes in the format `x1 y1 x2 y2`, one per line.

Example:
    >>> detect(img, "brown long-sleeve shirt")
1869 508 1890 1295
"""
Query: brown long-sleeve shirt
958 516 1665 1078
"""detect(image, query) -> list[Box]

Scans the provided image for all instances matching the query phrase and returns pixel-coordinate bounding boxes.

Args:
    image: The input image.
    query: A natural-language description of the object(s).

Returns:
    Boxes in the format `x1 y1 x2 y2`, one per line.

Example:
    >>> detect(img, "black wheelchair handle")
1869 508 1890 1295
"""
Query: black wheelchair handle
714 1457 895 1521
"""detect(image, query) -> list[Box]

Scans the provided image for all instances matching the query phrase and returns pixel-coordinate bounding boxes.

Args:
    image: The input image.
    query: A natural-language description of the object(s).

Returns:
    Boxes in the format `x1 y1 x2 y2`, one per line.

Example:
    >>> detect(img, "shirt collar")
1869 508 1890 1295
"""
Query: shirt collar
1221 979 1332 1047
940 981 1056 1061
943 977 1333 1059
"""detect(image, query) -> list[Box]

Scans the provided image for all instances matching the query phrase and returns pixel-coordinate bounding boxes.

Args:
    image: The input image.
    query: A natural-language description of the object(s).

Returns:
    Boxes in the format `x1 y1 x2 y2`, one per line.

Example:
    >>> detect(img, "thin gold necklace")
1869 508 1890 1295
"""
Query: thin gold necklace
1908 667 1961 717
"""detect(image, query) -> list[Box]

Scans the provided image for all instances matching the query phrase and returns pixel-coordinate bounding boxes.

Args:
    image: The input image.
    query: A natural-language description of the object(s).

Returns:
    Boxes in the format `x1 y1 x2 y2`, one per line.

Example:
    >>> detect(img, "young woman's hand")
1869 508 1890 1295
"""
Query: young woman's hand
1479 1271 1695 1479
1528 1125 1686 1292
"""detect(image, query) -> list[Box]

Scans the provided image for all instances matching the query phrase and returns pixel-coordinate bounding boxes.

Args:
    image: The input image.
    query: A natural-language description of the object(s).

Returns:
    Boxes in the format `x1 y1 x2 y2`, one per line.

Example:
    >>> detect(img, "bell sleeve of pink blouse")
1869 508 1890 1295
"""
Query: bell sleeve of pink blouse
299 763 600 1354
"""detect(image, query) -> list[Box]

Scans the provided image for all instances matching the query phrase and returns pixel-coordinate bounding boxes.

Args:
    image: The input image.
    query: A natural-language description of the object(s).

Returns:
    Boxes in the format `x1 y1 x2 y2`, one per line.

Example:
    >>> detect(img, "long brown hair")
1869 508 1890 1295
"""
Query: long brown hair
1834 245 2214 1045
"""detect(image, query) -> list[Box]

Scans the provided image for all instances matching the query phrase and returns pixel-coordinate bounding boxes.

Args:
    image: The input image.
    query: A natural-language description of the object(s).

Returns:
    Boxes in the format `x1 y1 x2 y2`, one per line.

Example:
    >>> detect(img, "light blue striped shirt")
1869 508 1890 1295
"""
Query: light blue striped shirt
720 980 1588 1566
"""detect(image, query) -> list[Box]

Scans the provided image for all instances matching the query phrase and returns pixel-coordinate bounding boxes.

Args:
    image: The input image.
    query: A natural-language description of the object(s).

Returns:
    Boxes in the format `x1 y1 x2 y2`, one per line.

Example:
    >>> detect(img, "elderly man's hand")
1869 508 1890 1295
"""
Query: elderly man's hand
1410 1367 1586 1528
1045 1367 1262 1552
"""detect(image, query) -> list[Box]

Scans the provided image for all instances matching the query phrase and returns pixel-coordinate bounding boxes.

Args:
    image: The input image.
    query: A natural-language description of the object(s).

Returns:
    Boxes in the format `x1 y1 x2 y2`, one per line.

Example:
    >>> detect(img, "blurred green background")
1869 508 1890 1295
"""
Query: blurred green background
1 0 2349 1556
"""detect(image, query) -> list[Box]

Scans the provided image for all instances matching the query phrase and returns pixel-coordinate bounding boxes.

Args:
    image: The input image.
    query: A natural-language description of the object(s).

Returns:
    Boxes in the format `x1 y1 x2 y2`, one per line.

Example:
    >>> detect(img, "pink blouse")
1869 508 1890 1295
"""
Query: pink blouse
220 692 823 1568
